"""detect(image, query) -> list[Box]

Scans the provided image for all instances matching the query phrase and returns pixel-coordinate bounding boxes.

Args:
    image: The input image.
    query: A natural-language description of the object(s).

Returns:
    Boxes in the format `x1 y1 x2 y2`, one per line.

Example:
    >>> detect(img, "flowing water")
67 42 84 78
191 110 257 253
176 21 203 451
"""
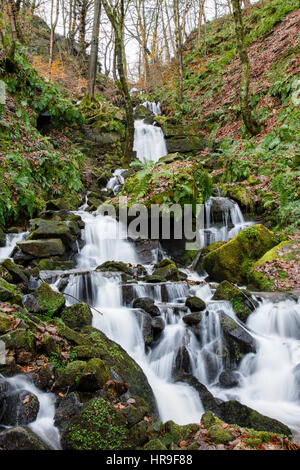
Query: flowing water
133 120 168 163
0 232 28 263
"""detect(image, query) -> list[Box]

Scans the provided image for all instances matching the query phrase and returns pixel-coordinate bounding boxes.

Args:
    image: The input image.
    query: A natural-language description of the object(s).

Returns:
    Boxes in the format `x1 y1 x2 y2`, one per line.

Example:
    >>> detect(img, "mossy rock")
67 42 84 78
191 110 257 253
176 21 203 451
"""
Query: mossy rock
73 345 104 359
0 426 51 450
96 261 134 277
201 411 222 429
217 400 291 436
0 259 29 283
250 240 300 291
144 439 167 450
147 259 181 283
27 219 79 249
61 397 130 450
208 424 233 444
185 296 206 312
212 280 252 322
40 332 61 356
56 358 109 392
36 258 75 271
203 225 278 285
1 328 35 352
17 239 66 258
0 312 12 333
33 282 65 318
192 242 224 275
61 303 93 330
0 277 23 305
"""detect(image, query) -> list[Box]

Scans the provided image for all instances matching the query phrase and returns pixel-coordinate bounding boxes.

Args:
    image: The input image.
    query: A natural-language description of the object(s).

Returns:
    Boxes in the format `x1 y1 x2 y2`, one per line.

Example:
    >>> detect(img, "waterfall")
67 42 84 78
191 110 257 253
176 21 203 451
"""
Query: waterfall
142 101 161 116
4 374 60 449
0 232 28 262
106 169 126 195
199 196 253 247
133 120 168 163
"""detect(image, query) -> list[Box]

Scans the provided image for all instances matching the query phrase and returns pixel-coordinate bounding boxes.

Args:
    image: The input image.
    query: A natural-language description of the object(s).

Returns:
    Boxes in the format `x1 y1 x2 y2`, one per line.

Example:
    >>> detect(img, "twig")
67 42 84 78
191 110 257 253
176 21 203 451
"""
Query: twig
62 292 103 316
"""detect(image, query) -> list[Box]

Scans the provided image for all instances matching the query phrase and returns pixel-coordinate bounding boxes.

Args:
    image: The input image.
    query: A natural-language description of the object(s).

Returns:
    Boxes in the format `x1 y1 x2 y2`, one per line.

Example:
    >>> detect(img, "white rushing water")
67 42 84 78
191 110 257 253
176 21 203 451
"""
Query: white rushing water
199 196 253 247
4 374 60 449
133 120 168 163
0 232 28 262
106 169 126 195
142 101 161 116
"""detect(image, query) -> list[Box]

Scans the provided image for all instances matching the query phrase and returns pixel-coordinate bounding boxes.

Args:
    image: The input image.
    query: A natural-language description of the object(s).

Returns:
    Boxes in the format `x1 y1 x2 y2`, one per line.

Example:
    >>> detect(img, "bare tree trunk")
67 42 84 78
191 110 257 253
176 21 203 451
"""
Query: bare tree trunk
49 0 60 70
87 0 101 98
197 0 205 50
231 0 260 135
173 0 183 103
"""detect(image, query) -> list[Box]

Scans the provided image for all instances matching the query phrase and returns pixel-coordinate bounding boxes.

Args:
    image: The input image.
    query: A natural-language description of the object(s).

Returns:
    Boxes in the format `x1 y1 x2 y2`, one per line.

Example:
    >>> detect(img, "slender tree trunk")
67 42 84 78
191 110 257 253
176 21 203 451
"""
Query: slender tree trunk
49 0 60 70
173 0 183 103
231 0 260 135
161 9 171 62
197 0 205 50
87 0 101 98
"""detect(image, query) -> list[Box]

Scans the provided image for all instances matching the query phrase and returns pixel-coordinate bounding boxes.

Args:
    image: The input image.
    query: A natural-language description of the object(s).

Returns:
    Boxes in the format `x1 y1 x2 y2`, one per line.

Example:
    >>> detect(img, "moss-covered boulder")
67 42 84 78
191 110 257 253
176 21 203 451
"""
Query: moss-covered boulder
250 240 300 291
182 311 203 326
144 439 167 450
201 410 222 429
61 397 130 450
207 424 234 444
61 303 93 330
96 261 134 277
0 426 51 450
17 239 66 258
147 259 181 283
33 282 65 317
185 296 206 312
55 358 109 392
217 401 291 436
27 219 79 250
1 329 35 364
212 280 253 323
0 259 29 284
0 278 23 305
203 225 277 284
0 312 13 333
132 297 160 317
35 258 75 271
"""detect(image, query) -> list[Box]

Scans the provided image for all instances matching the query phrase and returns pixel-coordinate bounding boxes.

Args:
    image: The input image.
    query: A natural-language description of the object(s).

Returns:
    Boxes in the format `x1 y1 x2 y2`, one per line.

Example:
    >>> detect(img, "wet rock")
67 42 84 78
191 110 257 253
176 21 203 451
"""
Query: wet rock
61 397 131 450
203 224 277 285
0 259 29 284
0 389 39 426
55 358 110 392
151 316 165 334
22 294 41 313
54 392 83 431
121 284 135 305
217 400 291 436
28 219 81 251
32 282 65 317
174 372 221 413
35 258 75 271
132 297 160 317
0 426 51 450
61 303 93 330
133 309 153 346
1 329 35 364
17 239 66 258
174 347 191 374
182 311 203 326
0 277 22 305
97 261 133 277
294 363 300 400
212 280 254 323
133 239 161 264
218 369 239 388
219 313 256 365
32 364 56 391
185 296 206 312
0 312 12 334
146 259 181 283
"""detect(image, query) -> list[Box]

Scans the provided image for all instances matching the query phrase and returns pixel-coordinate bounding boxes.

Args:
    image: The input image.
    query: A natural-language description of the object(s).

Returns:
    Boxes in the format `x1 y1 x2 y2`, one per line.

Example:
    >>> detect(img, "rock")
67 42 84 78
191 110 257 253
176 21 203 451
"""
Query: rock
40 333 61 356
120 397 149 427
147 259 181 283
133 239 161 264
203 225 278 285
121 284 135 305
212 280 253 323
54 392 83 431
0 426 51 450
96 261 133 277
218 369 239 388
174 372 221 413
144 439 167 450
219 313 256 365
0 357 17 376
22 294 41 313
201 410 221 428
174 347 191 374
185 296 206 312
151 317 165 334
28 219 80 251
182 312 203 326
133 309 153 345
0 228 5 247
166 135 206 154
132 297 160 317
208 424 234 444
0 389 39 425
32 364 56 391
17 239 66 258
61 303 93 330
1 329 35 364
55 358 110 392
217 400 291 436
61 397 131 450
0 277 22 305
36 258 75 271
33 282 65 317
134 105 153 119
0 259 29 284
0 312 12 334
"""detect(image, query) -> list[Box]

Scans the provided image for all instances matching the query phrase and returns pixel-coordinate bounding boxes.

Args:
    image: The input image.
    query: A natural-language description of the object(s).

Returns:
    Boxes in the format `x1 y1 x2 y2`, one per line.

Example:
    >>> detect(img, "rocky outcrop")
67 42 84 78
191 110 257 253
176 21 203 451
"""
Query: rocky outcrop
0 426 51 450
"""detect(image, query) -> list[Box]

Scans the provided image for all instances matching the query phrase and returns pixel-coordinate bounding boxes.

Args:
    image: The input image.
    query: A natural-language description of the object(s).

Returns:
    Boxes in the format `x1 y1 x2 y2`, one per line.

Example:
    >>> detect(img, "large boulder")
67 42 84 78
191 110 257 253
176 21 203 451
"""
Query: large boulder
55 358 110 392
17 239 66 258
54 392 83 431
0 277 22 305
133 309 153 346
0 389 39 426
203 225 277 285
61 397 131 450
0 259 29 284
96 261 134 280
217 400 291 436
146 259 181 283
185 296 206 312
212 280 254 323
1 329 35 364
61 303 93 330
219 313 256 365
174 372 221 413
132 297 160 317
32 282 65 317
27 219 80 250
0 426 51 450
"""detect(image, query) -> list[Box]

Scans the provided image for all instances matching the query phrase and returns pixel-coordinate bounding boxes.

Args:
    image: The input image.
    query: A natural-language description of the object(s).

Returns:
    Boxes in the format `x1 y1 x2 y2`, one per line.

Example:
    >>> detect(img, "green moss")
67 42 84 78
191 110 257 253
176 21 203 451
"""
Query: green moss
0 312 13 333
144 439 167 450
201 411 222 429
0 277 23 305
208 424 234 444
1 328 35 352
61 398 129 450
61 303 92 330
34 282 65 318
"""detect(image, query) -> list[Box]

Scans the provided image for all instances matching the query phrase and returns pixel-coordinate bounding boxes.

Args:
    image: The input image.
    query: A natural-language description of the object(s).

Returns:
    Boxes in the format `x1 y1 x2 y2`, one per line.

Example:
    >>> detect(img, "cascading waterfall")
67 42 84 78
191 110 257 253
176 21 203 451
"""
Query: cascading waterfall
133 120 168 163
106 169 126 195
0 232 28 263
199 196 253 247
142 101 161 116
